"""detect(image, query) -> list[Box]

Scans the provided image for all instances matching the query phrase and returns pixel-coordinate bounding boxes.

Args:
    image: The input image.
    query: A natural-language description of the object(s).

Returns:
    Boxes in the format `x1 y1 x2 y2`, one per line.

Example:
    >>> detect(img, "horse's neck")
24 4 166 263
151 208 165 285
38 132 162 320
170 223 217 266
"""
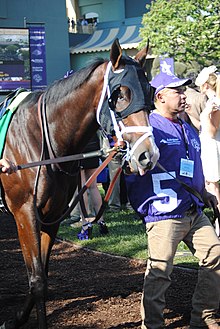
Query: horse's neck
48 68 106 156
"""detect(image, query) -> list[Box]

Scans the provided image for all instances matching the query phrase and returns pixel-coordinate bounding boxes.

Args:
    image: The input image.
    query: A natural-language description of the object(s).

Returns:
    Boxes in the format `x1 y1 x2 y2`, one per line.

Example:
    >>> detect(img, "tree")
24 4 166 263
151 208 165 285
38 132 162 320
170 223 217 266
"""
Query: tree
140 0 220 70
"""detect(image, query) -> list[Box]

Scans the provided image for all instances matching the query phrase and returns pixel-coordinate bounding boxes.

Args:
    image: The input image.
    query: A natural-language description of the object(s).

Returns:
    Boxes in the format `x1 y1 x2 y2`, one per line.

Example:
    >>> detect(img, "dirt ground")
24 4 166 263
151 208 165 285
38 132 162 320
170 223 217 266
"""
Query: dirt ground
0 213 219 329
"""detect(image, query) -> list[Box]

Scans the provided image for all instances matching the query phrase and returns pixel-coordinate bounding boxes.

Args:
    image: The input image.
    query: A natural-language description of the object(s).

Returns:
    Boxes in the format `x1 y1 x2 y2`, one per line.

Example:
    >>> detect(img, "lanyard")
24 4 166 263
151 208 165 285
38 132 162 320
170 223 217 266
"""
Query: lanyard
178 119 190 159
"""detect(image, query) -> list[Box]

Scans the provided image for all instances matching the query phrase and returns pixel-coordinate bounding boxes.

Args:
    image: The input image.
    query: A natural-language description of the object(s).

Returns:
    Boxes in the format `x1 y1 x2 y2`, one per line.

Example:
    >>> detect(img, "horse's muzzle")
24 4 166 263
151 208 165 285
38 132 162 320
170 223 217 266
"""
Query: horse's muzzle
129 149 159 176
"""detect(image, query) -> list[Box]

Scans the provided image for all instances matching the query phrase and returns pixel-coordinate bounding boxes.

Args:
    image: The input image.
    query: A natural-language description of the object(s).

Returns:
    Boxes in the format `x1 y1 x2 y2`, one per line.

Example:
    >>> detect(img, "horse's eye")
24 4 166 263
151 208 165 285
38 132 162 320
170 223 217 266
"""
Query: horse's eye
118 92 125 101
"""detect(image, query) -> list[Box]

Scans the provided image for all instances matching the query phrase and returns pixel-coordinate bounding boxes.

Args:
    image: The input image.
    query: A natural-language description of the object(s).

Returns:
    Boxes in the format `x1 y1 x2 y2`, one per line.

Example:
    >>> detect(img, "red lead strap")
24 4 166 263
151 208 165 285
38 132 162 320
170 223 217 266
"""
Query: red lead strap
91 166 123 224
84 150 117 188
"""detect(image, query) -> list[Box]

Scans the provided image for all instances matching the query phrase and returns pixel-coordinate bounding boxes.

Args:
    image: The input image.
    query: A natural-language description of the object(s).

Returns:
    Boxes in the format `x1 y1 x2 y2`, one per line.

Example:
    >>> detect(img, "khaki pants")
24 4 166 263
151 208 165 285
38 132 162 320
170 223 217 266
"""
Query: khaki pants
141 211 220 329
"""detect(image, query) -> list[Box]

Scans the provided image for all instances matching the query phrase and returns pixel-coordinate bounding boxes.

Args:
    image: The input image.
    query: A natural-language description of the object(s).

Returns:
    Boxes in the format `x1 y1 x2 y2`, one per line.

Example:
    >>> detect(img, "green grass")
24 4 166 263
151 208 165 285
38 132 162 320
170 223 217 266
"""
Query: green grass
58 205 214 269
59 209 147 258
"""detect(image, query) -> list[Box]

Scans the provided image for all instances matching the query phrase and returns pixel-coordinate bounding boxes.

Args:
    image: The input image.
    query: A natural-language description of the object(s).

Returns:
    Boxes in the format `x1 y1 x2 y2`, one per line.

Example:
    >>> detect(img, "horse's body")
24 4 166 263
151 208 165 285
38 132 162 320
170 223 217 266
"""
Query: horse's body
0 40 159 328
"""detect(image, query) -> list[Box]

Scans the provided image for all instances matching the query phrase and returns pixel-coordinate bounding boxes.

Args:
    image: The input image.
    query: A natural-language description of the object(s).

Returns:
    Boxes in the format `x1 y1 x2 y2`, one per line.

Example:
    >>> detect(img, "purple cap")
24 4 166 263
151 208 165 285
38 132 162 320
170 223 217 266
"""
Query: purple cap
151 72 192 95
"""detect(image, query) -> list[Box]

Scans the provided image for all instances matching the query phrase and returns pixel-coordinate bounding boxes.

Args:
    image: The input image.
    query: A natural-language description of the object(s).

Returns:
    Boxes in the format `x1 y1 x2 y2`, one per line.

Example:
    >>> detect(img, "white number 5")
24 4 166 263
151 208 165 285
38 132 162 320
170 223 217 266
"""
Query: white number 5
152 172 178 212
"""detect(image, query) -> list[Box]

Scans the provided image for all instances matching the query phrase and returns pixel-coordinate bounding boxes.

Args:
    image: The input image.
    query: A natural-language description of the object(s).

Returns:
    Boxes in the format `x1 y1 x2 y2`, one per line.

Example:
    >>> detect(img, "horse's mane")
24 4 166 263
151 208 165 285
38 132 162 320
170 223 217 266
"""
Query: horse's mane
44 58 107 103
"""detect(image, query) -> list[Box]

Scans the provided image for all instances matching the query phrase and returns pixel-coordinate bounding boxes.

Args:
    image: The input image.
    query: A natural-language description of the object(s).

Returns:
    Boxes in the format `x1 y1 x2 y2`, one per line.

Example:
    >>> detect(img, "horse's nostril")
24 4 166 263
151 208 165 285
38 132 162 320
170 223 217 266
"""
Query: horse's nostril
146 161 153 170
138 152 153 171
139 152 149 163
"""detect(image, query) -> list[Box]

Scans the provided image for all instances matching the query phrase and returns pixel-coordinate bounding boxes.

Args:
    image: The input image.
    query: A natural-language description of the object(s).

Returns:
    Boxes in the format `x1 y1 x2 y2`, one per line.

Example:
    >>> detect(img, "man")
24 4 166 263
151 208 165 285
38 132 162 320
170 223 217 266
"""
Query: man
0 158 17 174
125 71 220 329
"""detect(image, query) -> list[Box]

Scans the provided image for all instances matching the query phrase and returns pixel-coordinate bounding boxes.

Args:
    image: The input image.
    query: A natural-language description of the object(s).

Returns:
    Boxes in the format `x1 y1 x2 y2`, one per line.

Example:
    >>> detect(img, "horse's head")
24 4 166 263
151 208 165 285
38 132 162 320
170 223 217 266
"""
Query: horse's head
101 39 159 176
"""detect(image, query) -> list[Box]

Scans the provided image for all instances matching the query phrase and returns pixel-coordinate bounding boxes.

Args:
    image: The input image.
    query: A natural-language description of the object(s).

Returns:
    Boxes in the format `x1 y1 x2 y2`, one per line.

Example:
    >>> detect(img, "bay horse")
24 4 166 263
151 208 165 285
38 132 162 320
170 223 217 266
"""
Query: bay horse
0 39 159 328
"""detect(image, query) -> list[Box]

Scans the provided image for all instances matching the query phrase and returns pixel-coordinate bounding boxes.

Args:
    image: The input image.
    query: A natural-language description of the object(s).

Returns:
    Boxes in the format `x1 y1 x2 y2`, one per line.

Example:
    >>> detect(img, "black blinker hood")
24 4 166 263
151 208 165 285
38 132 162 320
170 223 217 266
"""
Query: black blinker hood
107 55 152 118
99 56 152 134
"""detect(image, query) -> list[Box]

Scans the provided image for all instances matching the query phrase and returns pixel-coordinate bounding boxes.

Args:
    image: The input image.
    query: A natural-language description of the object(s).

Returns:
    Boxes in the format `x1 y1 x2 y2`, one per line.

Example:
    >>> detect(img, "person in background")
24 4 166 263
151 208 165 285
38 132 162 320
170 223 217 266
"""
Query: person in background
81 16 88 33
76 19 82 33
107 156 121 212
184 70 207 134
125 71 220 329
77 133 108 240
62 69 107 234
81 17 88 26
101 134 132 212
195 65 220 236
71 18 75 31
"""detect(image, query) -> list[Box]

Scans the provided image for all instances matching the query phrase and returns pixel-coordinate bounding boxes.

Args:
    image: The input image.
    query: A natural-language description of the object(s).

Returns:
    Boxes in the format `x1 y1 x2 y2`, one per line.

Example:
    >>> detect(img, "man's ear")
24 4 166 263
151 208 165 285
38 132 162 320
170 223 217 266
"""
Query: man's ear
157 92 165 103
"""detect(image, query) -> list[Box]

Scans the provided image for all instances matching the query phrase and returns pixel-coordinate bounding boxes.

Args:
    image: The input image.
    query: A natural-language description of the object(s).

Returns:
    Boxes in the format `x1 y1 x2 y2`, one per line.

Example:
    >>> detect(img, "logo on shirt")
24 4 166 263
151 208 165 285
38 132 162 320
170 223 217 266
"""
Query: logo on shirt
160 138 181 146
191 138 200 152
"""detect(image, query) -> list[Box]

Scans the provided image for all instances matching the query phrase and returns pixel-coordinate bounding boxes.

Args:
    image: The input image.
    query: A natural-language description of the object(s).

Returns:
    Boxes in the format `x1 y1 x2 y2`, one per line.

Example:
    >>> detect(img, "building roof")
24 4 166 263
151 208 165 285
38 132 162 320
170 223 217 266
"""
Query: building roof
70 25 142 54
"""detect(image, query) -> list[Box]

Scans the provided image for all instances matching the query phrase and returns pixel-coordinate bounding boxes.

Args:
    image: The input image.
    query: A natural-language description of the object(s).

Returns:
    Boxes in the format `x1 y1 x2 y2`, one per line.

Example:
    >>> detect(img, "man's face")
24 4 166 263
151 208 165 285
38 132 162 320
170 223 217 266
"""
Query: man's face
159 87 187 113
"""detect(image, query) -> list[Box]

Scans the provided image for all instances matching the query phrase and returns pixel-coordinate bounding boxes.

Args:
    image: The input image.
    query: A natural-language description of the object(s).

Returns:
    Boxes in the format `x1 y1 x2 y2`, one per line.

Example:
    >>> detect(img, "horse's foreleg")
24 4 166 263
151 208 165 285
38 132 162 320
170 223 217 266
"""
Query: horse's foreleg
10 212 48 329
40 223 60 276
13 221 59 329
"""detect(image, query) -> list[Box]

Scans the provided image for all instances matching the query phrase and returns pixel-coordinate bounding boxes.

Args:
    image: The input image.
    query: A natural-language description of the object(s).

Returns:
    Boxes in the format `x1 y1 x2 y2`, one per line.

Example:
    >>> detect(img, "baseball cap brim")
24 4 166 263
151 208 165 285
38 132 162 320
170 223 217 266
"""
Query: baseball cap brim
151 72 192 95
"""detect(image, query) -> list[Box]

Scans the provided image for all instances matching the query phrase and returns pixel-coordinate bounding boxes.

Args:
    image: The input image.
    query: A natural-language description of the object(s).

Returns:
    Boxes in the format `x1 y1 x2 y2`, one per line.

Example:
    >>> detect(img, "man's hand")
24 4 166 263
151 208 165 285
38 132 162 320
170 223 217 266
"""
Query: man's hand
0 158 17 175
203 189 218 209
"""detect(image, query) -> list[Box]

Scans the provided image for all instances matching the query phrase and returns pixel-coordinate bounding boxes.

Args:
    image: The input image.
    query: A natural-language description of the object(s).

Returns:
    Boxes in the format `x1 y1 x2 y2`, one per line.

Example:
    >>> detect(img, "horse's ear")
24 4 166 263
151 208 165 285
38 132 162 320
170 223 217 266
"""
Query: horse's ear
134 39 150 68
110 38 122 70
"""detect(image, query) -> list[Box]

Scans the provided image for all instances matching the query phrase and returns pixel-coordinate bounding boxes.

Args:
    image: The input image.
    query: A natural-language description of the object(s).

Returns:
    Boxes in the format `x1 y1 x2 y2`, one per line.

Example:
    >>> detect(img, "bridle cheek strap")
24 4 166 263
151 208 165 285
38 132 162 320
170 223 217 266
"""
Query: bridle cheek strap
110 109 124 142
96 61 123 142
96 61 112 125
